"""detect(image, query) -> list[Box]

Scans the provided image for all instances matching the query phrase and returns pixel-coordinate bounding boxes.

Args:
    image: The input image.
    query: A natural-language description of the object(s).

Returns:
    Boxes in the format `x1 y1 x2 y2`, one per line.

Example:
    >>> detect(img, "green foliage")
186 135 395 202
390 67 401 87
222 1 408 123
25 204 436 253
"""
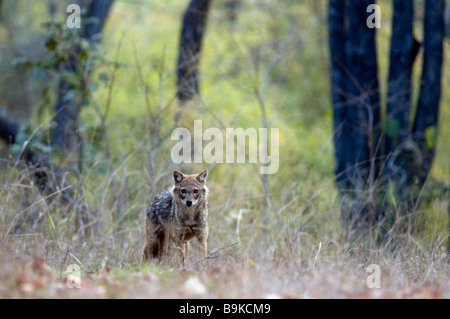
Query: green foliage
385 117 401 139
425 125 437 149
9 124 53 160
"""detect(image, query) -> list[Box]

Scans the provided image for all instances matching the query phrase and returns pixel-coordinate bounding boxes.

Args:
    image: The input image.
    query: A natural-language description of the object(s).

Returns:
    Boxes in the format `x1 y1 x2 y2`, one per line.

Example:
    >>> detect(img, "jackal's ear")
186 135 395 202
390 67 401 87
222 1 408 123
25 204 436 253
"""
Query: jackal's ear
173 170 185 184
196 170 208 184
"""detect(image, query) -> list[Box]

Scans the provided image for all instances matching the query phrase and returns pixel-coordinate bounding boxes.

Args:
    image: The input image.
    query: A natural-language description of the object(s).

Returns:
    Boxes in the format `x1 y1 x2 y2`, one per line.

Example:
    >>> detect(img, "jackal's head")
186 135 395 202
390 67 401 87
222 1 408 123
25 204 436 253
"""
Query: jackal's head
172 170 208 208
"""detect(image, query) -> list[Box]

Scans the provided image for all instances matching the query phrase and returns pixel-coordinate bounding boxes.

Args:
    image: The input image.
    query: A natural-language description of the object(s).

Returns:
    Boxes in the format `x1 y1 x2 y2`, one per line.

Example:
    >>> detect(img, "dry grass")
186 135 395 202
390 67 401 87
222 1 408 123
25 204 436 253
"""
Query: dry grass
0 240 448 298
0 159 448 298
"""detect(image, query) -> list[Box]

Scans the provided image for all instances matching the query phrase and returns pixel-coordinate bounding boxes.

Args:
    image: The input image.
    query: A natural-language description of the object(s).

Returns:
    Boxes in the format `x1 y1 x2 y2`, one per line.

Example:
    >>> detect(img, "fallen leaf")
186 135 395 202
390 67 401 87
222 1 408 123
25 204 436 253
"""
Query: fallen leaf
32 255 56 282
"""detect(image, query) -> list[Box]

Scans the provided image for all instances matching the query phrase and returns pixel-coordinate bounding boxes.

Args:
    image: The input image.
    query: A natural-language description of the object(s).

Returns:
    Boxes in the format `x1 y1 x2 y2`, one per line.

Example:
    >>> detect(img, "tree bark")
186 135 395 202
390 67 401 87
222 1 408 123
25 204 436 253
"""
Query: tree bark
51 0 114 151
176 0 211 102
384 0 420 209
445 2 450 38
83 0 114 41
0 108 19 145
385 0 416 151
412 0 444 192
329 0 445 241
344 0 380 184
328 0 348 191
328 0 381 238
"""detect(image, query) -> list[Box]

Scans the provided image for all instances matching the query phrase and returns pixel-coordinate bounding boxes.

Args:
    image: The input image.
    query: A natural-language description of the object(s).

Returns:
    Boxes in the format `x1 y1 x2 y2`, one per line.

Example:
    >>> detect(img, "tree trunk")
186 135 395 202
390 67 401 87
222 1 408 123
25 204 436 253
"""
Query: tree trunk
0 1 114 201
383 0 444 215
344 0 380 185
445 2 450 38
329 0 445 241
51 0 114 151
384 0 420 210
411 0 444 193
83 0 114 41
328 0 381 239
385 0 416 151
328 0 347 192
176 0 211 102
0 108 19 144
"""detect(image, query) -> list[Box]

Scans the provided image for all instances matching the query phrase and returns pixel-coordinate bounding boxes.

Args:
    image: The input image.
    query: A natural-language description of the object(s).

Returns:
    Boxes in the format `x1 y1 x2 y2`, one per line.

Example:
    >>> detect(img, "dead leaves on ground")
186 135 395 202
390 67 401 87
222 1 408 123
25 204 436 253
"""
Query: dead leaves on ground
0 254 447 298
2 254 158 298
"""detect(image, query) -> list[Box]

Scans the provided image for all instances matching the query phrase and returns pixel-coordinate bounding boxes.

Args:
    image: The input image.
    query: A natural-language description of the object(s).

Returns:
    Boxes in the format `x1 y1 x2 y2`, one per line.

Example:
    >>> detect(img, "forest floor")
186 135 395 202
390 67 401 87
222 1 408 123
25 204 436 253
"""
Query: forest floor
1 246 448 298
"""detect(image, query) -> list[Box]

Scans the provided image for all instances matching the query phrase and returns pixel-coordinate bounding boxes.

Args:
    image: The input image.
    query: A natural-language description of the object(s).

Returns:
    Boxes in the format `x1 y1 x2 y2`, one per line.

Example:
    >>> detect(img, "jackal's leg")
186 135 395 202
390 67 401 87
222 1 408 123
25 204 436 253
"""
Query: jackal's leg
194 224 209 259
184 241 190 260
142 221 164 263
198 237 208 259
175 239 188 267
142 241 155 263
156 232 166 260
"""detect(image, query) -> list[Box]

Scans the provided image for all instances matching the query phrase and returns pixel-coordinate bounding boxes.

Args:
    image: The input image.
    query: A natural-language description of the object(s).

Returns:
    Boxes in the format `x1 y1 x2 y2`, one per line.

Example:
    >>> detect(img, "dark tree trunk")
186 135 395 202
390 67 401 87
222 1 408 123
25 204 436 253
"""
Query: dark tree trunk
384 0 420 209
328 0 348 192
0 109 19 144
51 0 114 151
328 0 381 238
445 2 450 38
176 0 211 102
384 0 444 215
329 0 445 241
344 0 380 182
385 0 416 151
83 0 114 41
411 0 444 192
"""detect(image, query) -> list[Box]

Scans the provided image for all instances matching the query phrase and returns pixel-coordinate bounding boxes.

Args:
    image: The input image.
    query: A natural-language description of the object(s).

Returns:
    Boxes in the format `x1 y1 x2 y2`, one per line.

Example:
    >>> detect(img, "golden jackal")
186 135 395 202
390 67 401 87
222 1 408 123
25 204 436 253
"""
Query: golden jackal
142 170 209 266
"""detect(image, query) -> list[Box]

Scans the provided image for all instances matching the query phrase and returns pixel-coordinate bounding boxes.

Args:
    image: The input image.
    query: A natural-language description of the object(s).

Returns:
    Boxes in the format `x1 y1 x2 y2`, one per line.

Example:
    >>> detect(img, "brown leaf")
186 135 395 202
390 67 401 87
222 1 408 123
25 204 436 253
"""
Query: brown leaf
15 267 46 289
32 255 56 282
100 266 111 282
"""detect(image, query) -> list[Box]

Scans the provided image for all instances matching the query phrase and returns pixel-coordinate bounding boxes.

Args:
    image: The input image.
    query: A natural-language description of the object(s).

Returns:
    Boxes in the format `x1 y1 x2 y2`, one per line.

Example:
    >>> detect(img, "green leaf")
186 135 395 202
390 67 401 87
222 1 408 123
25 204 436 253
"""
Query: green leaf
62 90 78 103
45 36 58 51
10 144 22 158
11 57 29 66
35 142 52 154
11 57 33 72
38 52 58 69
98 72 109 83
112 60 127 68
425 126 437 149
16 129 28 144
385 117 400 139
62 72 80 88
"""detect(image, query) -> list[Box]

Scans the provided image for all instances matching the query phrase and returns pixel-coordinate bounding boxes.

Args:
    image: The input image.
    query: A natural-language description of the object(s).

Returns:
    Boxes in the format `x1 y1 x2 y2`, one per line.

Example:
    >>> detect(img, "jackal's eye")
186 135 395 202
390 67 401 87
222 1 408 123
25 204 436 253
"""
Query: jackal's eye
193 189 199 194
180 189 187 194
